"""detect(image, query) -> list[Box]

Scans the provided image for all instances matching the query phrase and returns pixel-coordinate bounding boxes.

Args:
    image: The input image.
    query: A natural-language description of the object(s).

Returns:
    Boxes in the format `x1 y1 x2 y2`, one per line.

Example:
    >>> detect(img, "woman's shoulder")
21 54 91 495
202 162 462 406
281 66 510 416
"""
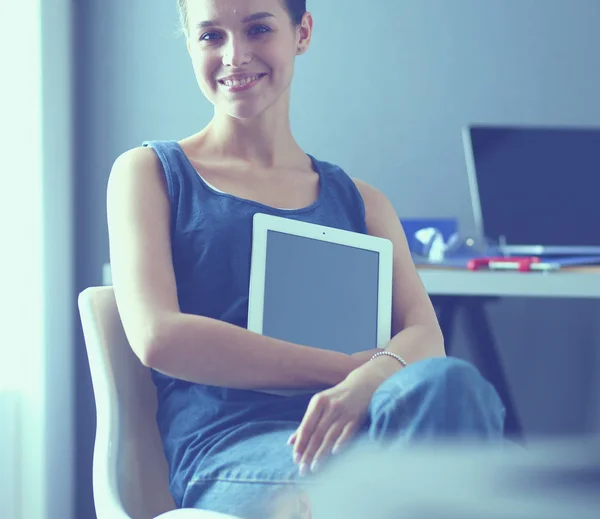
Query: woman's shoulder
109 146 163 183
310 155 387 207
350 178 398 234
311 156 394 227
115 144 158 163
108 145 169 203
351 178 387 205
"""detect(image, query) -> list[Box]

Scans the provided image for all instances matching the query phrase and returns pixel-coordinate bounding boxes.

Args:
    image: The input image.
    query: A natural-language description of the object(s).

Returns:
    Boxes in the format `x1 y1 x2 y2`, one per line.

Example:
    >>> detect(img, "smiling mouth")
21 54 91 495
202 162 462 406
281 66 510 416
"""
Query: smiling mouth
218 73 267 89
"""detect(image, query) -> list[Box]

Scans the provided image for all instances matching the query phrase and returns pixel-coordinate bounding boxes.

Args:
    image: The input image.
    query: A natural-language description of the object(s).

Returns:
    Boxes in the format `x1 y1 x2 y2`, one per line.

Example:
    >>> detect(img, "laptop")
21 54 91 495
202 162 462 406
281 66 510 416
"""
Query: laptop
463 125 600 255
248 213 393 359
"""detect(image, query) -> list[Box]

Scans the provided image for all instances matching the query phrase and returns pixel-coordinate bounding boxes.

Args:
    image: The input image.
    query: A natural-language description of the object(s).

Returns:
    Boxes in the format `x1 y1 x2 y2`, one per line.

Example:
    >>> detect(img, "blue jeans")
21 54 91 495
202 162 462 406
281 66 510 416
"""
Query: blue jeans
181 357 506 518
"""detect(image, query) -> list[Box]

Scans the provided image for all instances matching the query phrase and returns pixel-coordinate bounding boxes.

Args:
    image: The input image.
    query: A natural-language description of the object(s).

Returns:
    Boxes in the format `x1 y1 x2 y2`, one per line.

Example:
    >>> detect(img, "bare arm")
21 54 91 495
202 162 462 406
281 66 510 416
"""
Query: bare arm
288 180 446 467
350 180 446 384
107 148 358 389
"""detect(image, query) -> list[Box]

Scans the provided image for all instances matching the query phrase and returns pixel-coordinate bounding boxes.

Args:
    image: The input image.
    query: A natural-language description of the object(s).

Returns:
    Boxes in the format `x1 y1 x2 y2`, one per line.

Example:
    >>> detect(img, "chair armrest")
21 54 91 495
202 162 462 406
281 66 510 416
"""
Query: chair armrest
155 508 242 519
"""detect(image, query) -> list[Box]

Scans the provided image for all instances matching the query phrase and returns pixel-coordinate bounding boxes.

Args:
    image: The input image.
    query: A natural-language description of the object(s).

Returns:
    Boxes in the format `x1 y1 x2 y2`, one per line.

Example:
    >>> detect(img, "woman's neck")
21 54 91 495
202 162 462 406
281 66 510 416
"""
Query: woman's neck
200 99 306 169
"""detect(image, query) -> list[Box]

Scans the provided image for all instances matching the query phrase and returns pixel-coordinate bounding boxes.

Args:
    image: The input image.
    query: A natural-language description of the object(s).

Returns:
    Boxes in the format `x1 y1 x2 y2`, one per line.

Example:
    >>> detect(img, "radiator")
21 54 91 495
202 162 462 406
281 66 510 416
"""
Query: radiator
0 391 20 519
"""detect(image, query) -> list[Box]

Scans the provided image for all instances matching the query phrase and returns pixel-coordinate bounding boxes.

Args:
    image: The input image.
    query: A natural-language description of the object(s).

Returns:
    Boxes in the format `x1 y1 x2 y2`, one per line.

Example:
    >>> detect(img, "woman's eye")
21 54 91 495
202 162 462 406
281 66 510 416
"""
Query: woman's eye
199 32 221 41
249 25 271 36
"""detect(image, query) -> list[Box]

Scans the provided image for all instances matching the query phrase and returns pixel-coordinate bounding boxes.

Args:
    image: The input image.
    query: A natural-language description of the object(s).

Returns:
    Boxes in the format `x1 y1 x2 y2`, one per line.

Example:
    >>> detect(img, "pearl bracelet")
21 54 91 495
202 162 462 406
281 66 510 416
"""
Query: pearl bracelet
370 350 408 367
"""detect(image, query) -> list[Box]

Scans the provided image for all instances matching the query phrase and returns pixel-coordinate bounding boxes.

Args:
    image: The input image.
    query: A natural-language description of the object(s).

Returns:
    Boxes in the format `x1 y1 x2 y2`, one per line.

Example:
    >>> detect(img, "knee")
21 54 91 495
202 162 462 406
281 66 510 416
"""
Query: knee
418 357 493 398
420 357 505 418
369 357 505 439
376 356 503 413
421 356 480 386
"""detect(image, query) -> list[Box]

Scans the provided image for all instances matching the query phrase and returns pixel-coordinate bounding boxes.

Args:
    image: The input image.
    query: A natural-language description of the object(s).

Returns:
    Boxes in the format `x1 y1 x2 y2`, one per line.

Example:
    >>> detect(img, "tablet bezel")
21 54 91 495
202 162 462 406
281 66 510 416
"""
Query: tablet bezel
248 212 393 349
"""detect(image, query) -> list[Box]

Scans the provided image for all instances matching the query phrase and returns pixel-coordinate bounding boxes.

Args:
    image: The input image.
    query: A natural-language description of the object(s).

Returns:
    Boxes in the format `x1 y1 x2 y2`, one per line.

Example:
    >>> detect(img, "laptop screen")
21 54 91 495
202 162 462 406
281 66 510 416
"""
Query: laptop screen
466 126 600 249
262 230 380 354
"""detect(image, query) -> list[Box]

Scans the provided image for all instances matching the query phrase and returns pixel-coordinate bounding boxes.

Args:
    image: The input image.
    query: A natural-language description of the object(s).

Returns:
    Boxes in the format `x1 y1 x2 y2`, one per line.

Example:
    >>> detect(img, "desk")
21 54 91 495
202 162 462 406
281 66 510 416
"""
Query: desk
418 267 600 439
418 267 600 299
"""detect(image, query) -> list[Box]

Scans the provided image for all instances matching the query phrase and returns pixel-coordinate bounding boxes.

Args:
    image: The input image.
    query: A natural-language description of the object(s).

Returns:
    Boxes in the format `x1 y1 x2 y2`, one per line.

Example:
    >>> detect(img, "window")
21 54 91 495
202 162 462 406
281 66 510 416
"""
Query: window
0 1 74 517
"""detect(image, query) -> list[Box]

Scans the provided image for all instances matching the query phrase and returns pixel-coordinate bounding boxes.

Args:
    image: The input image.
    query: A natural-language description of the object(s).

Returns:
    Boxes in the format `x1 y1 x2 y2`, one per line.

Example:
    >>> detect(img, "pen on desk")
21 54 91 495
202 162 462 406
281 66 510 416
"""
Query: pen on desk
487 261 561 272
467 256 563 272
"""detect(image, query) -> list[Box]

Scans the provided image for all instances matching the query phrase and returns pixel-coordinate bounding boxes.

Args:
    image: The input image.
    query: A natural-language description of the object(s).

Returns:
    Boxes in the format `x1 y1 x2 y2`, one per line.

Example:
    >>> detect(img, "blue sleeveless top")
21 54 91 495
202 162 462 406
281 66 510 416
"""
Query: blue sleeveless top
143 140 368 497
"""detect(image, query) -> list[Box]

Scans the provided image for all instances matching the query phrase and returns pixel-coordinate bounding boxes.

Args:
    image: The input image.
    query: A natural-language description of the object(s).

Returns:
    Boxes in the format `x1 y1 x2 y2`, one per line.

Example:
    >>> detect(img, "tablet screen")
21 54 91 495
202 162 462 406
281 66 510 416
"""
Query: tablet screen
262 230 380 354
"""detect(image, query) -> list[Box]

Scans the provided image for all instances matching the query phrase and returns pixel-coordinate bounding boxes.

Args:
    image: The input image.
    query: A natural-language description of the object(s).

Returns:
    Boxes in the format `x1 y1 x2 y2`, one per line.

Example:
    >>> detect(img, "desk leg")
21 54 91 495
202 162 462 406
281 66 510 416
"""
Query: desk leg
433 296 524 439
462 299 524 440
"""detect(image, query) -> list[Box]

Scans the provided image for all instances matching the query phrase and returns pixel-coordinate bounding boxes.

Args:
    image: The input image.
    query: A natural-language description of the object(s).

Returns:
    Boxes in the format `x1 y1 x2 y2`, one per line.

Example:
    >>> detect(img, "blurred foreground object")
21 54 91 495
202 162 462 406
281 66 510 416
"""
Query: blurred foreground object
307 438 600 519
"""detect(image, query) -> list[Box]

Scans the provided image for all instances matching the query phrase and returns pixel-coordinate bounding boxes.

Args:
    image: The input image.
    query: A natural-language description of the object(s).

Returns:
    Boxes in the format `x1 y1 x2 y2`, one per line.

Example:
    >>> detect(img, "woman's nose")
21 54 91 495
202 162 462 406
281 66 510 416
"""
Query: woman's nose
222 38 252 68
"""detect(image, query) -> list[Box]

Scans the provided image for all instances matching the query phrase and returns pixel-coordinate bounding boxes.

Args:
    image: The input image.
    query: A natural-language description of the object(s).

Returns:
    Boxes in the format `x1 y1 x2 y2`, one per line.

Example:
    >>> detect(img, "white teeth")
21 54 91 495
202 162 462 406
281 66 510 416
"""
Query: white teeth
223 75 261 88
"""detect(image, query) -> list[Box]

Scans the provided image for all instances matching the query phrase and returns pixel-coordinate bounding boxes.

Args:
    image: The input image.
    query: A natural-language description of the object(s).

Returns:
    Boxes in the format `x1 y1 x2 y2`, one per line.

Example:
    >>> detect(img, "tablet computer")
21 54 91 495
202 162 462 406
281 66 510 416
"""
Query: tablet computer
248 213 393 356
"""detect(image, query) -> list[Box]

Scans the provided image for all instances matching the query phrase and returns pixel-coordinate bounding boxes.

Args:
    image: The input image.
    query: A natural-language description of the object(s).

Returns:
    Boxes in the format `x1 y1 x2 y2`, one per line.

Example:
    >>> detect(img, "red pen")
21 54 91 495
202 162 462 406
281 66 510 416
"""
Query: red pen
467 256 554 272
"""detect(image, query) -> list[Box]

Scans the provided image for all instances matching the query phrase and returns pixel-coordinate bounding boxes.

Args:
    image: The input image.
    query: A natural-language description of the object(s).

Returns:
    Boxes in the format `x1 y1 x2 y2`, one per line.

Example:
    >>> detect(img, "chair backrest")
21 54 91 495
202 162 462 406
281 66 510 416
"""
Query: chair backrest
78 286 176 519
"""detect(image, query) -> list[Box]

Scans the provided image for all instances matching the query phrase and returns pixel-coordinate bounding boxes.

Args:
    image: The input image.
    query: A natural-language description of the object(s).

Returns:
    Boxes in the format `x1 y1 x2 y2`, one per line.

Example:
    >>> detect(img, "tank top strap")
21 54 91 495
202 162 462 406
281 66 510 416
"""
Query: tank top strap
310 156 368 234
142 140 198 200
143 140 368 235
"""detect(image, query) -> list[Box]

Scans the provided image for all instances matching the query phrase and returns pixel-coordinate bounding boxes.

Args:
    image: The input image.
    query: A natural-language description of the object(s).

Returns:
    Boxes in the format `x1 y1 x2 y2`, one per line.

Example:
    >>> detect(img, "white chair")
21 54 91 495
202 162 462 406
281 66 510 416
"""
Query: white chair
78 286 240 519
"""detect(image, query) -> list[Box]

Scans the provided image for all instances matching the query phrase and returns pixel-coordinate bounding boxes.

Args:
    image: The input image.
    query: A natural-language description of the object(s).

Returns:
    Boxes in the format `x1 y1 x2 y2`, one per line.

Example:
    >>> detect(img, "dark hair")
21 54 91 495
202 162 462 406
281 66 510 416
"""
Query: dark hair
177 0 307 34
282 0 307 26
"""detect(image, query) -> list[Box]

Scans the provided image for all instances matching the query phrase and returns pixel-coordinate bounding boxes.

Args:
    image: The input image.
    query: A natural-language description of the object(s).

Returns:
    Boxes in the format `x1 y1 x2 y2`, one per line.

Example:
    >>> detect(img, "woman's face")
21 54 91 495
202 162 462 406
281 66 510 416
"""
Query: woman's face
186 0 312 120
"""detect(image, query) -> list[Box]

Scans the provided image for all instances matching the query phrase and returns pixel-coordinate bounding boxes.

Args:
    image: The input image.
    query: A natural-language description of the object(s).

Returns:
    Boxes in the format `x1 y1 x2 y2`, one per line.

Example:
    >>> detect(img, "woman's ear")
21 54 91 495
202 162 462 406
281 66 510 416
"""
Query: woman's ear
296 12 314 55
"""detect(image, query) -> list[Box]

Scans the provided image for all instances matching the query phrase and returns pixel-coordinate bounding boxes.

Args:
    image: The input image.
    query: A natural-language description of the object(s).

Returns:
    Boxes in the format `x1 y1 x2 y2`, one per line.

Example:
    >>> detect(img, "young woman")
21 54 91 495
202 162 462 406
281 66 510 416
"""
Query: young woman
106 1 505 517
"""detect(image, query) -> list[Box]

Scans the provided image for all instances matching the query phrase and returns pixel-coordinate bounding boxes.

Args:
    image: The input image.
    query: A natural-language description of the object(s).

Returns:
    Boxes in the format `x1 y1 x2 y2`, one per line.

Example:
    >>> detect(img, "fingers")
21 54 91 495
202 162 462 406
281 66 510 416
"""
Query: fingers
292 392 361 475
331 421 358 455
310 421 345 471
293 395 326 464
297 415 334 475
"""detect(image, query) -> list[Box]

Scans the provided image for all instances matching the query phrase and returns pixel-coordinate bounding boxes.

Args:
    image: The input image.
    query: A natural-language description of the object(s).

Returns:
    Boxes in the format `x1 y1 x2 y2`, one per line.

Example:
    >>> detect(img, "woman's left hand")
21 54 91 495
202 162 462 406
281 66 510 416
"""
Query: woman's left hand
288 370 382 475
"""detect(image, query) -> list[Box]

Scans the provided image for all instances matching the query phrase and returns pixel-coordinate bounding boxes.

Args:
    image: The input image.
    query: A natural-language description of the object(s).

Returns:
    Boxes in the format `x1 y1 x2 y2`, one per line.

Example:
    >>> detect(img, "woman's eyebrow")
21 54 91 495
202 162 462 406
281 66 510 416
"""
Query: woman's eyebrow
242 12 275 23
196 12 275 30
